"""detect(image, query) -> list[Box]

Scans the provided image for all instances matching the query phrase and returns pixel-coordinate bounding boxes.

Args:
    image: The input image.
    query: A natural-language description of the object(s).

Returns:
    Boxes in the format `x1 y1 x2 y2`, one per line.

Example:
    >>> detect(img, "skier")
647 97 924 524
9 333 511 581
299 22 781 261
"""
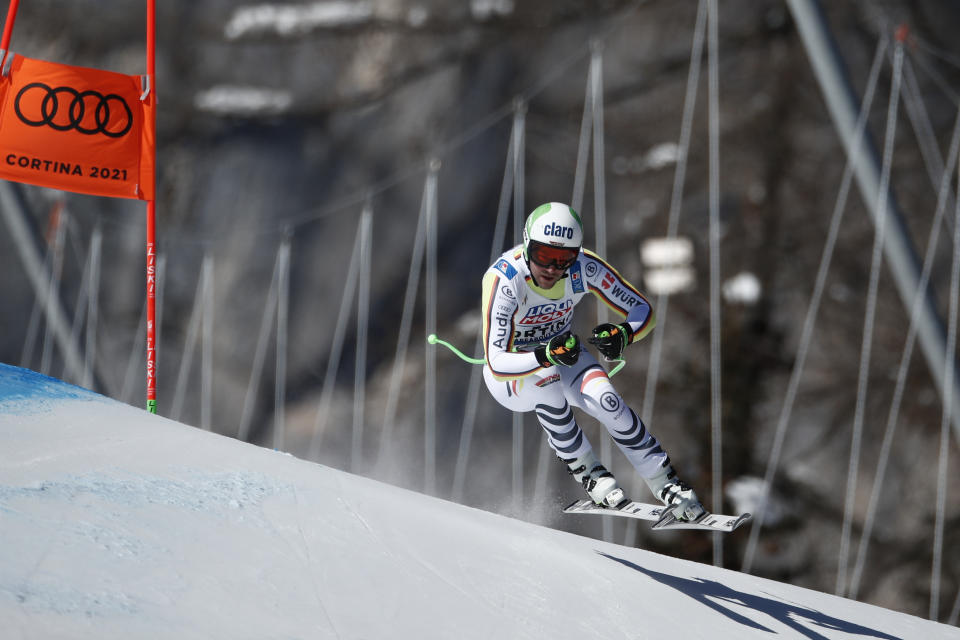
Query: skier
481 202 705 520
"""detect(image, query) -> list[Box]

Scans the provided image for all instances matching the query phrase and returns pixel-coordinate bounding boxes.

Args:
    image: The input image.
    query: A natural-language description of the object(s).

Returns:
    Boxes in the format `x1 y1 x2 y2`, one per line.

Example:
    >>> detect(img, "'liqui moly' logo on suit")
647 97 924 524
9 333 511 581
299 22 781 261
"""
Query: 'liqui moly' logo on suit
518 300 573 325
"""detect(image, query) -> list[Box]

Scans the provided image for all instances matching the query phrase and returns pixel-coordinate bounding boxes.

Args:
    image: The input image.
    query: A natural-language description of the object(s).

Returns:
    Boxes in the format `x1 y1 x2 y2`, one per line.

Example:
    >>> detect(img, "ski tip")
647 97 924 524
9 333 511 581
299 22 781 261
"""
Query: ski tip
731 513 753 530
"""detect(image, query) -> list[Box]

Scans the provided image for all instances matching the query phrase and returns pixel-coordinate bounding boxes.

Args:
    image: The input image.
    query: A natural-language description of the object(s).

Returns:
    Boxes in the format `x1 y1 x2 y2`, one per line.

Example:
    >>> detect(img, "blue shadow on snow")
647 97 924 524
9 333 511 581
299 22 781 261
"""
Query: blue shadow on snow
0 363 100 413
599 552 902 640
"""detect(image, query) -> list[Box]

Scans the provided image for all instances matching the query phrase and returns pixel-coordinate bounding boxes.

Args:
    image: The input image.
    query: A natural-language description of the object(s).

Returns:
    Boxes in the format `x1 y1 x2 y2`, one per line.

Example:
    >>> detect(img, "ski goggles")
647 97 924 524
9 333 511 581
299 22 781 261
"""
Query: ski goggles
527 240 579 271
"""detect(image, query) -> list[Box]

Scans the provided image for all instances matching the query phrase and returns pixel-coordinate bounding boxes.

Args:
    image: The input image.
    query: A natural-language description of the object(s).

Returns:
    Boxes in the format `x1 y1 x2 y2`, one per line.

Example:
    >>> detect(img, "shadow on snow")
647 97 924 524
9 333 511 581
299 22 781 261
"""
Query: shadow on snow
598 552 903 640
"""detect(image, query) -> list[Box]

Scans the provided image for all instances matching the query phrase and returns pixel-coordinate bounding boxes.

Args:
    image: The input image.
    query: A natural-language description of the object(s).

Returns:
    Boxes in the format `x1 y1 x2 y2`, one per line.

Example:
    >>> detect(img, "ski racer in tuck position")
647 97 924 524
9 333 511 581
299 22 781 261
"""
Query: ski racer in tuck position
481 202 704 521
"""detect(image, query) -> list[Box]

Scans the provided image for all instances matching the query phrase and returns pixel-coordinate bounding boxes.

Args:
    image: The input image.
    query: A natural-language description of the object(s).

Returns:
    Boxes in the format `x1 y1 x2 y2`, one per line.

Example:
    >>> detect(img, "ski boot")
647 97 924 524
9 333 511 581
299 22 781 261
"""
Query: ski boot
563 452 627 508
644 463 705 521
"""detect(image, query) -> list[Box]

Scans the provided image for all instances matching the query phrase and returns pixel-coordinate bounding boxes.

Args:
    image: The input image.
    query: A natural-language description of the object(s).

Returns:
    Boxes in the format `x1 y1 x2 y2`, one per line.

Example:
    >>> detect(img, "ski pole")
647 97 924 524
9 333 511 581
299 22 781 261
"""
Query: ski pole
427 333 626 377
427 334 485 364
604 357 627 377
590 325 628 377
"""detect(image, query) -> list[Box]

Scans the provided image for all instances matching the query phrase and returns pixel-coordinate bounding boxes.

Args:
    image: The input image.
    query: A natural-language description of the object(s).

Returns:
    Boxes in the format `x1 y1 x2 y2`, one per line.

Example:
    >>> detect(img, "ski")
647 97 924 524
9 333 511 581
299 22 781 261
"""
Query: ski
563 499 751 533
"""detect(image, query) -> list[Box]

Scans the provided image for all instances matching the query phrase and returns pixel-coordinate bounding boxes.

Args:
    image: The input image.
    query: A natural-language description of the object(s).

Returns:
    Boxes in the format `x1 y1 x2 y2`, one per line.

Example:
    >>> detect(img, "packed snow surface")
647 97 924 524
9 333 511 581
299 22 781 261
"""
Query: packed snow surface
0 363 956 639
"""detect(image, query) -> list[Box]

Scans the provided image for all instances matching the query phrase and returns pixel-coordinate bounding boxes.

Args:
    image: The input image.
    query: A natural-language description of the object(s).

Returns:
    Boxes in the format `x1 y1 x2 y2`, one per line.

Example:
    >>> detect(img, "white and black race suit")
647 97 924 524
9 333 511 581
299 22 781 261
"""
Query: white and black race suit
481 245 670 478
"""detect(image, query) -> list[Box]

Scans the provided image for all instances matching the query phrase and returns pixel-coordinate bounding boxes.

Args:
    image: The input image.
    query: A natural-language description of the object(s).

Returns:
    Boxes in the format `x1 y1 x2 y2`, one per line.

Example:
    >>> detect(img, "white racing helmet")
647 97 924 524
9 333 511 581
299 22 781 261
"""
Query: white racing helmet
522 202 583 270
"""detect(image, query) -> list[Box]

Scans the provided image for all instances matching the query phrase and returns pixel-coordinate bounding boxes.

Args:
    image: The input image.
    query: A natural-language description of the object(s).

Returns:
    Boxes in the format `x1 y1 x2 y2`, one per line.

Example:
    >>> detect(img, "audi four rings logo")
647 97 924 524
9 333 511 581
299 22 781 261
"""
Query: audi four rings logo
14 83 133 138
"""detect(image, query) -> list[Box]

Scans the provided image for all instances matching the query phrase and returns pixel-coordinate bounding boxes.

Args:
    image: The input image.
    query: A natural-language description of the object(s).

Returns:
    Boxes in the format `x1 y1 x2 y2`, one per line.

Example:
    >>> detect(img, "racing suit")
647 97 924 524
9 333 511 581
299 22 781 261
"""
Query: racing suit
481 245 671 479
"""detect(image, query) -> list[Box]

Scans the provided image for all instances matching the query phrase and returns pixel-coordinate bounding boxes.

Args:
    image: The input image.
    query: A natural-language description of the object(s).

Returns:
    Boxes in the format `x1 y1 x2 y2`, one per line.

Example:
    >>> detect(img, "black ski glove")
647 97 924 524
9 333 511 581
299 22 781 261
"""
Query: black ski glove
535 331 581 367
588 322 631 360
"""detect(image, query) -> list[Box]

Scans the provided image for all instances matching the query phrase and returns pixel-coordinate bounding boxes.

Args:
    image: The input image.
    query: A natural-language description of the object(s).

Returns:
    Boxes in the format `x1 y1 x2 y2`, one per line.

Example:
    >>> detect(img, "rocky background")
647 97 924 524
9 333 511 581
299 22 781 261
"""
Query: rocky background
2 0 960 621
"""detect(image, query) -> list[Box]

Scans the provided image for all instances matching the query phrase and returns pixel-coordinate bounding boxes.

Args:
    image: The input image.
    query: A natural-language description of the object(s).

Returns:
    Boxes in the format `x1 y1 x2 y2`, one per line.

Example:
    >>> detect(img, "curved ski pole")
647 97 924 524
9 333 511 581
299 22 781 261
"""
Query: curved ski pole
427 334 485 364
427 333 626 377
606 357 626 377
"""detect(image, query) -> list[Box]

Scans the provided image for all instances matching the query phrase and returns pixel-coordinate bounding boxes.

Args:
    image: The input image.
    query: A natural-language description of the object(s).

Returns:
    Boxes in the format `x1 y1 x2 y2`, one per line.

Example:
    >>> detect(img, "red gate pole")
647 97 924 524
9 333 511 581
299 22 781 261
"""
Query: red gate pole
145 0 158 413
0 0 21 51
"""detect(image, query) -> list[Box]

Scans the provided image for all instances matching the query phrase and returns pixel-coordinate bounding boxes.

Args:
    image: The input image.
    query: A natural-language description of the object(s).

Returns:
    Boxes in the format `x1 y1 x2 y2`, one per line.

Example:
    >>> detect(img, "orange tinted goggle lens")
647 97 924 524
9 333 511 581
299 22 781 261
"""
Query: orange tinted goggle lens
528 242 578 270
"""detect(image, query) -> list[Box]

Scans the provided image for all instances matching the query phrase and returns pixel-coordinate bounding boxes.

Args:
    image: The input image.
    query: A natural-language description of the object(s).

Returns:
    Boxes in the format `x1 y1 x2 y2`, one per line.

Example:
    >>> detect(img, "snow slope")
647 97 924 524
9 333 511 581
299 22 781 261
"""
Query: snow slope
0 363 956 640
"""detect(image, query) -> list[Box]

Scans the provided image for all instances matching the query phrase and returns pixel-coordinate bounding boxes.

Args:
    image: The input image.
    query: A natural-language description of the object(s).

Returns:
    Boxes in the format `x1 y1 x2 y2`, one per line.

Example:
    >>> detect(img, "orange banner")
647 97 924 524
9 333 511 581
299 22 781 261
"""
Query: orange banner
0 54 154 200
